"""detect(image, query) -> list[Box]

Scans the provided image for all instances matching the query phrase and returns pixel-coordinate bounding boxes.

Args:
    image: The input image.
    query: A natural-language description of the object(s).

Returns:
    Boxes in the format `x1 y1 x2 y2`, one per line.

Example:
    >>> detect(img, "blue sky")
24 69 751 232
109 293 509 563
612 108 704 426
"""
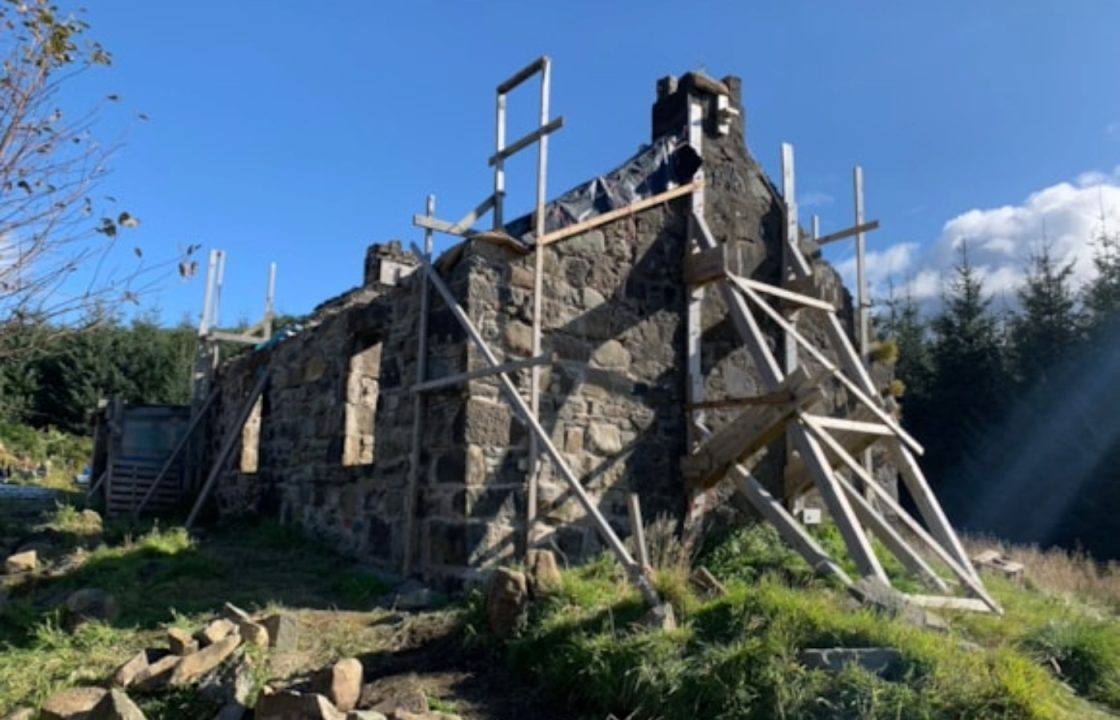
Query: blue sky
66 1 1120 325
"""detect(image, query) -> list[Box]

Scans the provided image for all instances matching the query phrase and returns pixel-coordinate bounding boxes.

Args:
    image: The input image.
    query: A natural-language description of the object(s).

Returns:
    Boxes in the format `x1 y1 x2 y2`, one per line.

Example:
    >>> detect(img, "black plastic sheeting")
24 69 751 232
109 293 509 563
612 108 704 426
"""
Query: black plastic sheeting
503 132 698 245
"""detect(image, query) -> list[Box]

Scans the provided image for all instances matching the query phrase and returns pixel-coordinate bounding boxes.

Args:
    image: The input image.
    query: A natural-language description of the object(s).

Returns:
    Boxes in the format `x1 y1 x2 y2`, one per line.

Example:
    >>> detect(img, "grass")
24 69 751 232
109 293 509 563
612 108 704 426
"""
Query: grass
0 421 90 491
0 509 395 715
476 522 1120 720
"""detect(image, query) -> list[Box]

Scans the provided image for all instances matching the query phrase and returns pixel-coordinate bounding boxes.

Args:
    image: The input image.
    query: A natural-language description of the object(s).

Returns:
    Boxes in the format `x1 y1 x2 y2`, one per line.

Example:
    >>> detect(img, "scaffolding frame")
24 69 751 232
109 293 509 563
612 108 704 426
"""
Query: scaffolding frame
392 61 995 613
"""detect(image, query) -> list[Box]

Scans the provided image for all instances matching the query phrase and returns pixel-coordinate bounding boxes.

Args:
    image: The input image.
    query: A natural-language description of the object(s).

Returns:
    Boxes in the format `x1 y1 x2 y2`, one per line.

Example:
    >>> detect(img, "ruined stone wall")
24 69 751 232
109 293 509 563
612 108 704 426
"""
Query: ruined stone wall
200 73 895 588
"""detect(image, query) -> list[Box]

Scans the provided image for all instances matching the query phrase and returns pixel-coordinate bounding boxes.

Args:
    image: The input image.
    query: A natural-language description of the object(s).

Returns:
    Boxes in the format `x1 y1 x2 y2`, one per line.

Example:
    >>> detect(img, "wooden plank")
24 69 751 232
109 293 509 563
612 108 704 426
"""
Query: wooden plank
403 195 436 575
785 405 880 498
687 388 799 411
731 464 852 587
208 330 263 346
809 419 1000 612
134 386 219 516
527 60 552 548
627 492 650 568
412 214 466 236
890 440 982 584
487 117 564 166
804 414 893 436
450 194 496 234
681 367 820 489
728 275 836 312
685 97 707 451
800 415 948 592
185 371 269 529
906 594 993 613
792 420 888 582
539 181 702 246
411 354 551 394
497 55 547 93
684 243 765 286
410 242 660 606
815 220 880 247
736 282 924 455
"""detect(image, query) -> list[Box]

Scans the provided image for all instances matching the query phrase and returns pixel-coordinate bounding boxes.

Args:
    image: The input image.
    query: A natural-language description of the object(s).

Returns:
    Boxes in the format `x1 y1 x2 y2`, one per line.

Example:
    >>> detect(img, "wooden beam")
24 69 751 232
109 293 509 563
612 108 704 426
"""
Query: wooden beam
815 220 880 247
450 194 496 234
208 330 265 346
412 214 468 237
487 117 564 167
737 283 924 455
681 368 820 490
687 388 798 411
808 418 1001 612
185 371 268 529
728 275 836 312
906 594 993 613
134 386 219 516
497 56 547 94
731 464 852 587
411 354 551 394
539 181 702 247
627 492 650 568
785 405 881 499
800 415 948 592
410 243 660 606
803 414 893 436
684 243 764 286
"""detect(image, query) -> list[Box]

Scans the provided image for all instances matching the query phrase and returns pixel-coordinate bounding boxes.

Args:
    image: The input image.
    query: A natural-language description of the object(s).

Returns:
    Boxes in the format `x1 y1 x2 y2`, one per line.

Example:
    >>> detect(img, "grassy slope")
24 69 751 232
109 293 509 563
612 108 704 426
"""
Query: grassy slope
477 524 1120 720
0 512 392 715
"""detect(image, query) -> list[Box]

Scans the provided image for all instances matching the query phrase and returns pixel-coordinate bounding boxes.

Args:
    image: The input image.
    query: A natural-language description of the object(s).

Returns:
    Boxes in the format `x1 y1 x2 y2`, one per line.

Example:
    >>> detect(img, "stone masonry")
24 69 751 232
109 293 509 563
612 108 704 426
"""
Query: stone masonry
201 72 894 588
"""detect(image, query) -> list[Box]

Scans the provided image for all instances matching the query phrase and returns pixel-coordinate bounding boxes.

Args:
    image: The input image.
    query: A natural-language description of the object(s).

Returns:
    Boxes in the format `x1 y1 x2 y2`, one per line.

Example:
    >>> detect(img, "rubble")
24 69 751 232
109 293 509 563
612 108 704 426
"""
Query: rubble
486 567 528 639
4 550 36 574
40 687 106 719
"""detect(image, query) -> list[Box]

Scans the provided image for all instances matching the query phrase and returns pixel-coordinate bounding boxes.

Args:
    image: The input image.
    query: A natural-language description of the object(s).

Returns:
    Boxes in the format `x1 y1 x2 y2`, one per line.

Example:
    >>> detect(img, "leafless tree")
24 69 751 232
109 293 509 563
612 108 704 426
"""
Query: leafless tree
0 0 192 357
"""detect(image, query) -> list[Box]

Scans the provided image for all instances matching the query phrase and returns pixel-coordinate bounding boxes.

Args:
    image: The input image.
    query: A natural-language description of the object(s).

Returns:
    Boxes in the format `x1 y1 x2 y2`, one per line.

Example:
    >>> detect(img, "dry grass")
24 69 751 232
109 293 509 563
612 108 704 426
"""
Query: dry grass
962 533 1120 610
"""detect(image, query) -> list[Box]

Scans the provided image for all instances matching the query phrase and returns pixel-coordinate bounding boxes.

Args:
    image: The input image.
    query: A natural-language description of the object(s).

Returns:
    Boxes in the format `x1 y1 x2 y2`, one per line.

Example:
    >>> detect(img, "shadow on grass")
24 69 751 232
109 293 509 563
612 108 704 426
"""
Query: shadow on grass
0 518 393 650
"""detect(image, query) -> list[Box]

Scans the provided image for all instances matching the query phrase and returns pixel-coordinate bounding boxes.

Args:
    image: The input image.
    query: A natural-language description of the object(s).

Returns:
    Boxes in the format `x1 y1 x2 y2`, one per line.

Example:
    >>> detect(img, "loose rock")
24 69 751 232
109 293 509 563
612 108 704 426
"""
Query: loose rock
524 549 562 596
4 550 36 574
167 627 198 655
88 689 146 720
261 613 299 651
361 675 427 716
132 655 180 691
315 658 363 712
64 588 119 629
640 602 677 632
169 634 241 686
111 650 153 688
3 708 34 720
196 618 238 647
40 686 107 719
486 567 528 639
255 690 345 720
345 712 387 720
220 602 252 624
798 647 905 680
238 620 269 648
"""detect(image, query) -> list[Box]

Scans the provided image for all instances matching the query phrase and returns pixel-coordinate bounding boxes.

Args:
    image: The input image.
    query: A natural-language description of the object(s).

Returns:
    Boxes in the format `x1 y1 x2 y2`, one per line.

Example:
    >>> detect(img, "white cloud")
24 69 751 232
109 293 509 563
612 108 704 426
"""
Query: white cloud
861 167 1120 304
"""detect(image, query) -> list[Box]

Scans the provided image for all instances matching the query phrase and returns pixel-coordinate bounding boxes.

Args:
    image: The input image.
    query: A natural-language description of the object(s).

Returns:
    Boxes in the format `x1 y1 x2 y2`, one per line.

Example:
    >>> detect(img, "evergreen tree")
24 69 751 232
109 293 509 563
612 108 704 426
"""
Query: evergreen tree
1008 243 1079 387
879 282 933 409
925 242 1009 480
1084 226 1120 330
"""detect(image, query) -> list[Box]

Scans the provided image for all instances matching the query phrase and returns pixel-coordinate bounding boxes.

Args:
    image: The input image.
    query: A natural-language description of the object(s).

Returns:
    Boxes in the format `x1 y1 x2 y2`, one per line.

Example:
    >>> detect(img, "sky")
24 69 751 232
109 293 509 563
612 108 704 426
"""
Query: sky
56 1 1120 326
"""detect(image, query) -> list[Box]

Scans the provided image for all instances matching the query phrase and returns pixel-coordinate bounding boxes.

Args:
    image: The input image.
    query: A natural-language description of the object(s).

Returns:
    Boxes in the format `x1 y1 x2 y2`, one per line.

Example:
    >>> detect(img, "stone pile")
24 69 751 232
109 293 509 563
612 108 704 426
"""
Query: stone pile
24 602 297 720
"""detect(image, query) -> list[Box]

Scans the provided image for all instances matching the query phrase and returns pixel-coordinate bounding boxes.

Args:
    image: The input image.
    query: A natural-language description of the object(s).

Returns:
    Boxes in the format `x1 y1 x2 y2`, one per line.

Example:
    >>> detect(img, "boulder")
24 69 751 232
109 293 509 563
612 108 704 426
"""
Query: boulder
4 550 36 574
198 655 254 718
524 549 562 596
88 689 146 720
238 620 269 648
168 635 241 686
40 686 107 719
64 588 119 629
486 568 528 639
167 627 198 655
261 613 299 651
797 647 906 681
314 658 362 712
255 690 345 720
196 618 238 647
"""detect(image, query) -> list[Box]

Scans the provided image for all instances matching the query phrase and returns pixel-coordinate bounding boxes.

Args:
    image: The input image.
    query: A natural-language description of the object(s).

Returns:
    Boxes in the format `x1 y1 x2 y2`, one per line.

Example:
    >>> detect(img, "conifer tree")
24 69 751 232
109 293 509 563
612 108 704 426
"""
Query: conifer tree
1009 243 1079 387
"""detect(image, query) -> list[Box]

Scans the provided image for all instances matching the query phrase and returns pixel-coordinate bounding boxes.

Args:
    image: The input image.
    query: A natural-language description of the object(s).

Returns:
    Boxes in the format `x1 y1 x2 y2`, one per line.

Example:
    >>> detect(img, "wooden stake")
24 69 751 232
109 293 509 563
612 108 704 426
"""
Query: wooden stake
627 492 650 569
185 371 268 529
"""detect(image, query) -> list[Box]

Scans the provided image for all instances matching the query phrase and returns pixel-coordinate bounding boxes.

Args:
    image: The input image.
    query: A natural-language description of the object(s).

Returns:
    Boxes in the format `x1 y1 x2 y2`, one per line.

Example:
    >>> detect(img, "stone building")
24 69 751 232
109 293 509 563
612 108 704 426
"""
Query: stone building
200 72 892 588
